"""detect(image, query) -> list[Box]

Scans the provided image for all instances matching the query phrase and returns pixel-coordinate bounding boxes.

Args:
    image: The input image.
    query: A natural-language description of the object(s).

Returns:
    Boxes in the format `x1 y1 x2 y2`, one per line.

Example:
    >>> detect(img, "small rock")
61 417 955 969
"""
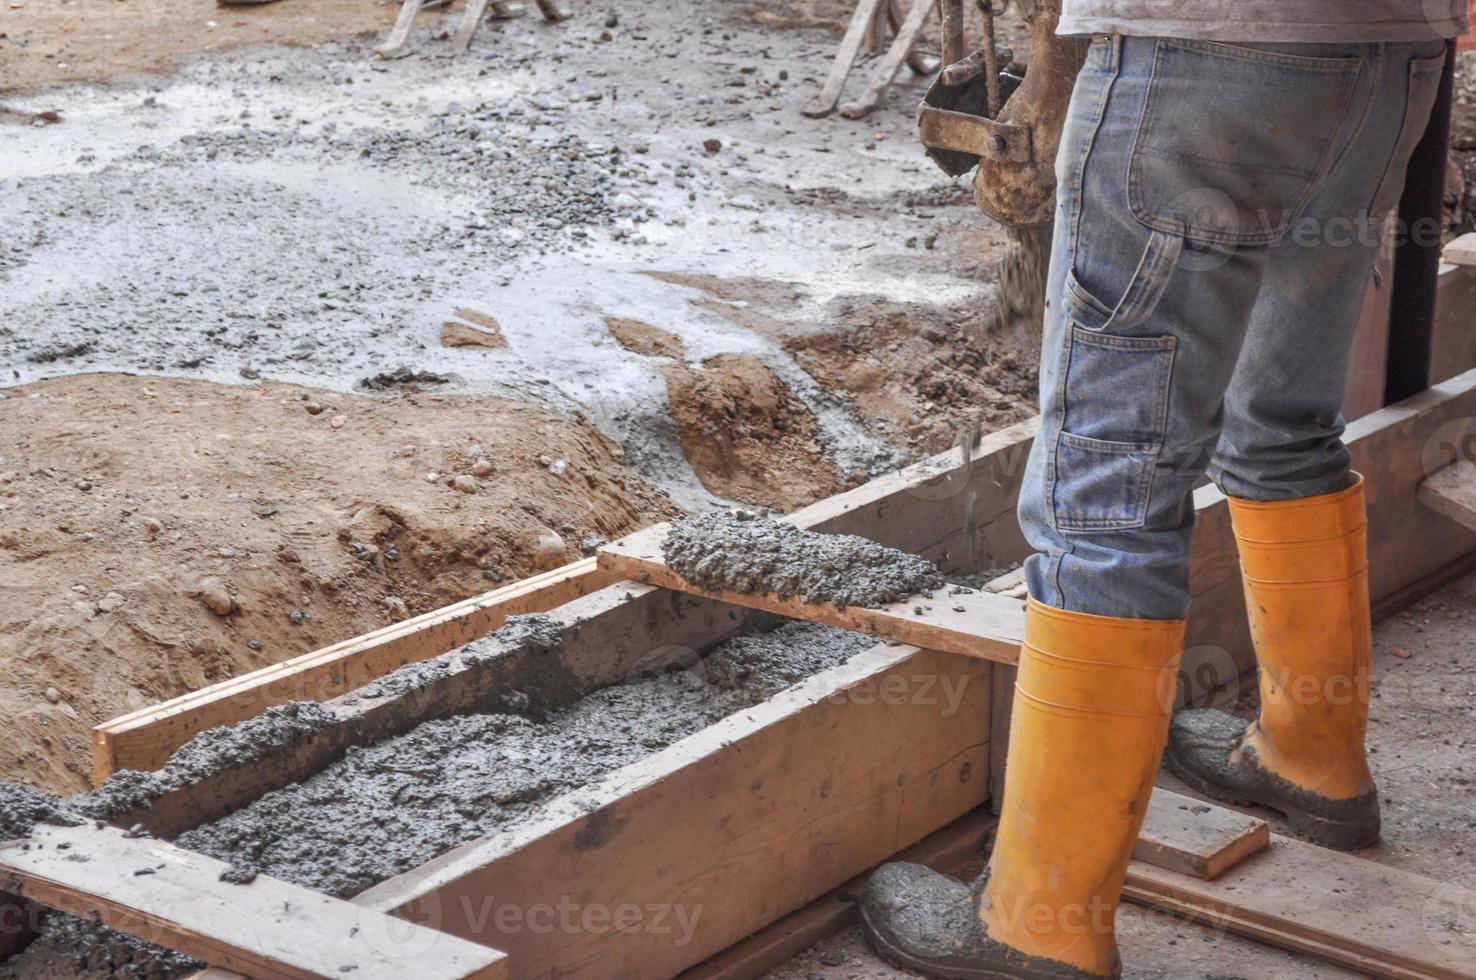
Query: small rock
470 458 494 478
440 321 505 349
603 8 617 27
452 474 478 494
247 639 263 652
195 580 236 617
330 414 346 430
522 527 566 571
547 457 568 476
142 517 163 535
75 479 93 492
43 688 60 704
817 950 845 967
96 592 125 613
288 609 308 626
304 402 325 416
702 137 722 153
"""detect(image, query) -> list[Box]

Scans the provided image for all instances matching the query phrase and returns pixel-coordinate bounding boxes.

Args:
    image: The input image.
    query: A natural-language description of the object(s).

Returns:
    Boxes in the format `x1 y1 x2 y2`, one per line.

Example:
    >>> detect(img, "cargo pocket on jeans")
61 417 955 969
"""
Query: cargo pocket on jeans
1052 328 1177 533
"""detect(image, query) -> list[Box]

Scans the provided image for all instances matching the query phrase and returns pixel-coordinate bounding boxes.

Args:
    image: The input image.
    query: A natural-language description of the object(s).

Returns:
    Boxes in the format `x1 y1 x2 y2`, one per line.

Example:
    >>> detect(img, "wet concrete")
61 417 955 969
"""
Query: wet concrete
174 620 875 898
70 702 336 824
0 915 200 980
0 619 878 976
662 511 945 608
0 782 81 841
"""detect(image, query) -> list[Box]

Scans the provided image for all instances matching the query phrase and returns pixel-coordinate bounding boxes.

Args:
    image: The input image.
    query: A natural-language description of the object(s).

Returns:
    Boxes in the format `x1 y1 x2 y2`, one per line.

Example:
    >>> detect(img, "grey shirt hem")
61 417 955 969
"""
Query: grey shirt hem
1057 16 1468 42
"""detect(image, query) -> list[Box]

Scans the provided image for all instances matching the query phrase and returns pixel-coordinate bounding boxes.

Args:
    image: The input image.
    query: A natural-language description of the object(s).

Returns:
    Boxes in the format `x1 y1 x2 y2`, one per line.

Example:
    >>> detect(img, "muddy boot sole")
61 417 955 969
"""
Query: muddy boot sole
858 864 1107 980
1165 710 1380 852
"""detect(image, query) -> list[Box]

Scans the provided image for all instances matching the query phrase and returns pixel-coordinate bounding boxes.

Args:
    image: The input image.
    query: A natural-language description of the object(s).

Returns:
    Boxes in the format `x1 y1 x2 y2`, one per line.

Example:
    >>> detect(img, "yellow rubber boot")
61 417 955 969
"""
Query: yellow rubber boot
860 598 1184 980
979 599 1184 977
1166 475 1380 850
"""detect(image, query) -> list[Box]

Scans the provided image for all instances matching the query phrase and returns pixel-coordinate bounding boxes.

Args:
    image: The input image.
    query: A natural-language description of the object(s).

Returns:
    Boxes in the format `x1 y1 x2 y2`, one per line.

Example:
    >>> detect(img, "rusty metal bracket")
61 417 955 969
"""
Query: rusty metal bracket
917 106 1033 166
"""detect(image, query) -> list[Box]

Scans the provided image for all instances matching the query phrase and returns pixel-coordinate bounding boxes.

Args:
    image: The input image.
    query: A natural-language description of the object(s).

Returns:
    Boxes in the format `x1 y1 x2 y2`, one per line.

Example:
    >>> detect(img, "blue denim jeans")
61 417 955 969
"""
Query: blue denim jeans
1020 35 1446 620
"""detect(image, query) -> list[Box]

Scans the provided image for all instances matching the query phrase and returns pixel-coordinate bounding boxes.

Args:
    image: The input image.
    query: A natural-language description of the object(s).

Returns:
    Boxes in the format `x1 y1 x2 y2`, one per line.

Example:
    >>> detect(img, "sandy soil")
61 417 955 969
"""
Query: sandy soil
0 373 676 794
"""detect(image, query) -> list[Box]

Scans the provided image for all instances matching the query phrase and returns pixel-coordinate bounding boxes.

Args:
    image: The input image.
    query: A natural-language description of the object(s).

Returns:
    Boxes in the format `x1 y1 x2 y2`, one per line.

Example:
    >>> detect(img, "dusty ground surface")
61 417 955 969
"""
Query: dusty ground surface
0 0 1034 794
0 373 675 794
768 568 1476 979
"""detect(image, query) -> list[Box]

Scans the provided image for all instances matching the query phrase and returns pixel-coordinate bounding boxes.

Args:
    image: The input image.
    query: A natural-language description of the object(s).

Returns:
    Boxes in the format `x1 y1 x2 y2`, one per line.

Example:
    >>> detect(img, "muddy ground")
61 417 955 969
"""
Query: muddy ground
0 0 1035 795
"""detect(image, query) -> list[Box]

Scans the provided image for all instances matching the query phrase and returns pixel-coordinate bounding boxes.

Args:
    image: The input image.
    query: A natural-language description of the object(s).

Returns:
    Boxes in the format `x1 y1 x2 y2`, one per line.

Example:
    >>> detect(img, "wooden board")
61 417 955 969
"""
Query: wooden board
1418 458 1476 533
679 808 998 980
93 558 618 780
597 524 1026 663
1132 789 1268 880
97 417 1042 783
802 0 887 117
1125 834 1476 980
354 643 995 980
0 822 506 980
1442 232 1476 268
681 790 1264 980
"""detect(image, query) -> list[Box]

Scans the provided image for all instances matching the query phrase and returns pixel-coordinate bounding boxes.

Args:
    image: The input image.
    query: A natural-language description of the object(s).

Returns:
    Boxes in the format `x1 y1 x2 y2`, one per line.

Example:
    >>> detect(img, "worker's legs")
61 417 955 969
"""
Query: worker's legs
1169 41 1446 851
863 34 1444 979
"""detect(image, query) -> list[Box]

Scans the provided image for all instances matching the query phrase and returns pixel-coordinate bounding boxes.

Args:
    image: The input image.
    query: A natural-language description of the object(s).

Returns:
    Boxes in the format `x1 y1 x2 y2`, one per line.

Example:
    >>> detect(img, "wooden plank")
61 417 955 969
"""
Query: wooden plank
1418 458 1476 533
117 585 754 839
1125 834 1476 980
1442 231 1476 267
93 558 617 780
803 0 887 117
96 419 1042 784
1131 789 1268 880
452 0 493 51
354 642 995 980
0 822 506 980
375 0 426 57
598 525 1025 662
839 0 933 118
679 808 998 980
1430 263 1476 385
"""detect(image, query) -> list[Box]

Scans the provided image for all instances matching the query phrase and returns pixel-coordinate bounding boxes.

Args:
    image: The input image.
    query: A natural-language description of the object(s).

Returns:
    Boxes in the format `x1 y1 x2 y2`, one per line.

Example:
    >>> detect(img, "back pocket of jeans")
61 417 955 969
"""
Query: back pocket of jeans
1053 327 1177 532
1368 52 1446 217
1128 39 1360 244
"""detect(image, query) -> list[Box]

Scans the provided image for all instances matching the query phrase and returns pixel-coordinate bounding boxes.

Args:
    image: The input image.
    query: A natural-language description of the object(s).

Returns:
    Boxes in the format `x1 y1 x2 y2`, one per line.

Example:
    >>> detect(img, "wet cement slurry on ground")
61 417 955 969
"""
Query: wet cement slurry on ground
0 620 876 977
662 511 946 609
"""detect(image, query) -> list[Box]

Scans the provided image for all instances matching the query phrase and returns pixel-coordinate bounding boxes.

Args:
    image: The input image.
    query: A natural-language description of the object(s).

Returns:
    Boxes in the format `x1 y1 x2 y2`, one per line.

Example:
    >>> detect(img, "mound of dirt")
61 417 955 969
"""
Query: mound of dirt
0 374 678 794
663 354 849 512
651 270 1038 463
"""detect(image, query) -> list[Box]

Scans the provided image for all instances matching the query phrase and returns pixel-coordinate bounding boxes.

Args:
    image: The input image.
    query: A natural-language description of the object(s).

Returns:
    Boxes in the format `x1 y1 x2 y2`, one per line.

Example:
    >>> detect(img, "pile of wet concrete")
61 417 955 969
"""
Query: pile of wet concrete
0 618 877 979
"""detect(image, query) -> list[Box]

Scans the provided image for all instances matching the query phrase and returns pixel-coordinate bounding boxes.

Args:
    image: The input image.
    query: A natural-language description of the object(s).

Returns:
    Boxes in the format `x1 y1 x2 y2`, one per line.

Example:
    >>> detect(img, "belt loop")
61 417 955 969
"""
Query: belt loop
1109 32 1123 69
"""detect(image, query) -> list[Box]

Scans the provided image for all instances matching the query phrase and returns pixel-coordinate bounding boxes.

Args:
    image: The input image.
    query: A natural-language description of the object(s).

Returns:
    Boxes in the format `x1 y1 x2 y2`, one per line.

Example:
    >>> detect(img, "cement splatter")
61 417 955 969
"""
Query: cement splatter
0 782 82 840
662 511 945 608
173 621 874 899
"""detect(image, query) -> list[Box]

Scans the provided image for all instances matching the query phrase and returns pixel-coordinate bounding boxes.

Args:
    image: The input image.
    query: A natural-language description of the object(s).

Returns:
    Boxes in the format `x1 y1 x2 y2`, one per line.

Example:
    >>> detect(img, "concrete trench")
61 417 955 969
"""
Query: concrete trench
0 618 880 977
0 518 957 976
